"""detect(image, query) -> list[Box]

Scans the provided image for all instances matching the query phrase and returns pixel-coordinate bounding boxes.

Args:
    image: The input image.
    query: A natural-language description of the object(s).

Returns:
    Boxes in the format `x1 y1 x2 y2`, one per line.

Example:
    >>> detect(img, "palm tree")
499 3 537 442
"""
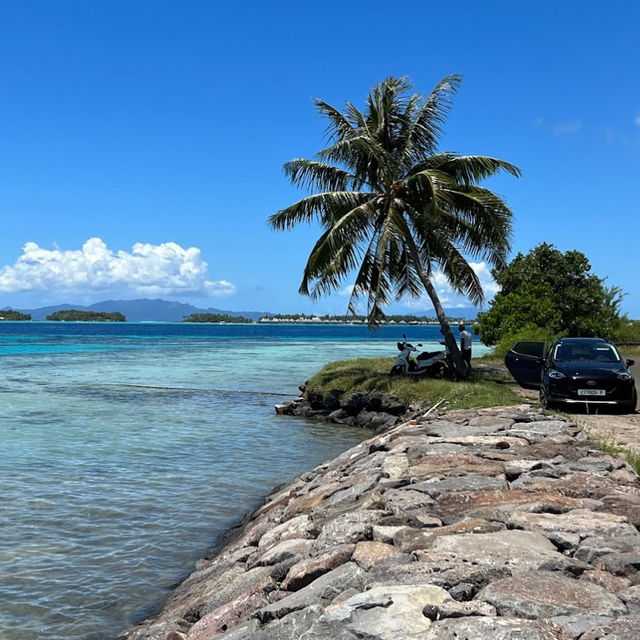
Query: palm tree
268 75 520 377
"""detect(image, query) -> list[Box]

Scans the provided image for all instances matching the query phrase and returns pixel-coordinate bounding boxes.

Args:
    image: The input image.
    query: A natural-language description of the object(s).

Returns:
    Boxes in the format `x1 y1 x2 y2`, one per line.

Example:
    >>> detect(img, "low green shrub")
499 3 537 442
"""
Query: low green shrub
492 325 560 360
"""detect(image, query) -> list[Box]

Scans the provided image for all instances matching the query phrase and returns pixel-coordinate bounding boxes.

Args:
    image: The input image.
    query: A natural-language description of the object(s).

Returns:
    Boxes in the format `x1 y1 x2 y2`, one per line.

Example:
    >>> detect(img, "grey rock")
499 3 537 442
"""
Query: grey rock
256 562 365 622
258 515 317 549
306 388 325 409
302 584 449 640
199 566 275 616
381 487 436 515
251 605 324 640
550 614 615 639
322 389 343 411
477 571 628 619
581 615 640 640
504 420 570 441
366 553 511 593
252 538 314 568
421 616 573 639
619 584 640 611
423 598 497 620
467 416 515 429
207 619 262 640
340 392 366 415
576 535 640 564
313 512 376 553
411 474 508 498
508 509 637 546
321 473 381 508
429 530 574 574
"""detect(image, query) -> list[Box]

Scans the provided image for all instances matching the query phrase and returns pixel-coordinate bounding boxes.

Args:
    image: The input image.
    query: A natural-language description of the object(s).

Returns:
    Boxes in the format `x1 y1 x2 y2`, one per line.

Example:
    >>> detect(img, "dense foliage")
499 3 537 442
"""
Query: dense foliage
269 75 520 376
0 309 31 320
477 243 623 345
46 310 126 322
183 313 253 323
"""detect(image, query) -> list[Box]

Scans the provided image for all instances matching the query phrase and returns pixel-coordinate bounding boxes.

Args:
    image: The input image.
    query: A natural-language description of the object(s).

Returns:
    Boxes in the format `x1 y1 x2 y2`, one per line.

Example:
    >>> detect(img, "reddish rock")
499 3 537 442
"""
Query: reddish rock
186 588 269 639
580 569 632 594
436 487 593 517
281 545 354 591
407 453 505 479
352 541 403 570
477 572 627 619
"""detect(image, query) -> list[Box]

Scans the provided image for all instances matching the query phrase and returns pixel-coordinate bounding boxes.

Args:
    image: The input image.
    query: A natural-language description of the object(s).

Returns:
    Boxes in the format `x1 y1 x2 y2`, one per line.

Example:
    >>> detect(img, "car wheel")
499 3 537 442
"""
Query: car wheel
618 388 638 414
540 386 553 410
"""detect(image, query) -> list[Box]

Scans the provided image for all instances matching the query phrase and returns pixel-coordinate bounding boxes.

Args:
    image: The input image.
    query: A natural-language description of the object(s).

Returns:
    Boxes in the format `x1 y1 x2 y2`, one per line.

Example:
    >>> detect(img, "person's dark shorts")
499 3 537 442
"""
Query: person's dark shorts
462 348 472 368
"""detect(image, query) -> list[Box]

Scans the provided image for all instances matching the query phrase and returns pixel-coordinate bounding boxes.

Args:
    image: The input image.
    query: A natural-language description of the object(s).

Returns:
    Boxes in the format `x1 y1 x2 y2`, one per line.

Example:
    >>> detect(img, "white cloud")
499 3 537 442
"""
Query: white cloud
402 262 499 310
0 238 235 297
553 119 582 135
338 284 355 296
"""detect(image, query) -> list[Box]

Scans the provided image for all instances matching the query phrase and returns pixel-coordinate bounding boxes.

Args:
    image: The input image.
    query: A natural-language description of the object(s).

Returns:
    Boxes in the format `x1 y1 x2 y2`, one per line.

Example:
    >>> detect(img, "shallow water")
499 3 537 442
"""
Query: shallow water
0 323 486 639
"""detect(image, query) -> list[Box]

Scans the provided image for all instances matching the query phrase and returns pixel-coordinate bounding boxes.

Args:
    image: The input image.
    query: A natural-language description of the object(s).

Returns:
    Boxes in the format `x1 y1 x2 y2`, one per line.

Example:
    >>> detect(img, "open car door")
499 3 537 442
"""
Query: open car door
504 341 546 390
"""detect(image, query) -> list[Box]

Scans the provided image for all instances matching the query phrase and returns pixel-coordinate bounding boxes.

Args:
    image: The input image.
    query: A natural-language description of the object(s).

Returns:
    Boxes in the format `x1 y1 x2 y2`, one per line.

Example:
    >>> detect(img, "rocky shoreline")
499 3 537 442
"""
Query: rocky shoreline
275 385 427 432
118 404 640 640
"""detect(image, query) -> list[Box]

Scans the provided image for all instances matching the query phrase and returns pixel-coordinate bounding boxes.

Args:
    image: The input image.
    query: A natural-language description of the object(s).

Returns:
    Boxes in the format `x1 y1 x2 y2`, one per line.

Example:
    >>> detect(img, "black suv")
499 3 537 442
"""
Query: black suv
505 337 637 412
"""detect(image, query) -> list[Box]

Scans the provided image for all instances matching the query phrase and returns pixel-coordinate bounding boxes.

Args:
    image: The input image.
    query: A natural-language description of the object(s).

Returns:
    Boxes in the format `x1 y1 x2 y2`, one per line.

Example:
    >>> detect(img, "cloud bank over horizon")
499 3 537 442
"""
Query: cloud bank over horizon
403 261 499 311
0 238 235 299
338 262 499 312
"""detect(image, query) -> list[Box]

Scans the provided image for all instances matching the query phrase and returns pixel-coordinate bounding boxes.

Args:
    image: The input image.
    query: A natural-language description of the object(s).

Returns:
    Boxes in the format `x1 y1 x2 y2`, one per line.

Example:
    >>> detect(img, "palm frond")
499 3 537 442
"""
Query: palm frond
268 191 370 230
314 99 359 142
431 153 522 184
404 75 463 159
284 159 354 192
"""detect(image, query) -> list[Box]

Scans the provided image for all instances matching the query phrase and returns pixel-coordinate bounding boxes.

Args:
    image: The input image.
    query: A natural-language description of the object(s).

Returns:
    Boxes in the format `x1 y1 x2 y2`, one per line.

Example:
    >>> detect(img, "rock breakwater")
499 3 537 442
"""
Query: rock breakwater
275 387 427 432
119 405 640 640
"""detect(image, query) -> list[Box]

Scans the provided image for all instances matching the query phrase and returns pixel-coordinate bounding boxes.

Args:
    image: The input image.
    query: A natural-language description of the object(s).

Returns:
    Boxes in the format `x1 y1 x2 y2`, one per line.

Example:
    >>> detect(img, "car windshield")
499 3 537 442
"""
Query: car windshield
553 343 620 363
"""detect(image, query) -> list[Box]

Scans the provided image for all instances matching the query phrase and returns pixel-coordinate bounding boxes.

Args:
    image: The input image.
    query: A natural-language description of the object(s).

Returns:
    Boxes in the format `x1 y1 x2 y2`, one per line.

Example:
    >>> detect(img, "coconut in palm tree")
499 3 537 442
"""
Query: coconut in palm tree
269 75 520 377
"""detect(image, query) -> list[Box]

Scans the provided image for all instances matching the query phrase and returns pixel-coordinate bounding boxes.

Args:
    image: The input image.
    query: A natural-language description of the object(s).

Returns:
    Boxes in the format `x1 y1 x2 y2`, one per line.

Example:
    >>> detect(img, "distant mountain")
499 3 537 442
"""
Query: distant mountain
17 299 481 322
20 299 270 322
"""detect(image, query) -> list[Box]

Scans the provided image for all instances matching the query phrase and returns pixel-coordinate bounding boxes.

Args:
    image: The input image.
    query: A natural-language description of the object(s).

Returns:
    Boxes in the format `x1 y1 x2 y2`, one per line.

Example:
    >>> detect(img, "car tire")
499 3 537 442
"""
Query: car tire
540 387 554 411
618 388 638 414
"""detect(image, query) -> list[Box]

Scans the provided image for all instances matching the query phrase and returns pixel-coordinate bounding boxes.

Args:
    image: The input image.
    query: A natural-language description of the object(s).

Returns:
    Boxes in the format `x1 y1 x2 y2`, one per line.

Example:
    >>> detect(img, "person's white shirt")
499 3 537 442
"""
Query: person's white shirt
460 329 472 350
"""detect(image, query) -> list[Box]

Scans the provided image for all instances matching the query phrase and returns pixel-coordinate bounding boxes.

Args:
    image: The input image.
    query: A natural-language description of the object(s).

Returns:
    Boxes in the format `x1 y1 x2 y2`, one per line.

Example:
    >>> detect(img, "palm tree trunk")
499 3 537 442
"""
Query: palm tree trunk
404 238 468 378
420 275 467 378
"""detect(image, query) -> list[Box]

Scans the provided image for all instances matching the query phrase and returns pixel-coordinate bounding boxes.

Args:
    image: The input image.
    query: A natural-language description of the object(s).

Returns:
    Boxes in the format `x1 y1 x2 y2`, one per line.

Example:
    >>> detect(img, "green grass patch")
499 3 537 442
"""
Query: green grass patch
589 435 640 475
306 357 524 412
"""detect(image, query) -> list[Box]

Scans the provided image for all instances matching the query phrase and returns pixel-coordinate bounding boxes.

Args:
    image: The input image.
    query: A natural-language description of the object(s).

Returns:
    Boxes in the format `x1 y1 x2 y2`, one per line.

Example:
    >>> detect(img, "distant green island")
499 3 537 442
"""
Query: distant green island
0 309 31 321
183 313 253 323
46 310 126 322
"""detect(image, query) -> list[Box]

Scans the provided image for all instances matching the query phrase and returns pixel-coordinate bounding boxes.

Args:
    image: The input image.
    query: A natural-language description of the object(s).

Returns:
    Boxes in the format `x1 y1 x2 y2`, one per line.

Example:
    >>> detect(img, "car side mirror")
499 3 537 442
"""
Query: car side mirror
626 359 635 367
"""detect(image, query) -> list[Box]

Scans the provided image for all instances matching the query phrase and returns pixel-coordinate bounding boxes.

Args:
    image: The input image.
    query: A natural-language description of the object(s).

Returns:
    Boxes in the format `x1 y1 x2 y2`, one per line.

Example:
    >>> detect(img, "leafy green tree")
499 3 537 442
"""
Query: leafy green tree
268 75 520 376
477 243 623 344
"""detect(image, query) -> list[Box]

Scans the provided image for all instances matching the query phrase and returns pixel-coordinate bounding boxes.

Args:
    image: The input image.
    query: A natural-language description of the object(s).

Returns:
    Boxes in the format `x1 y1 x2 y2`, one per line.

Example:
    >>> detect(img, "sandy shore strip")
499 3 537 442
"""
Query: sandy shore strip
118 404 640 640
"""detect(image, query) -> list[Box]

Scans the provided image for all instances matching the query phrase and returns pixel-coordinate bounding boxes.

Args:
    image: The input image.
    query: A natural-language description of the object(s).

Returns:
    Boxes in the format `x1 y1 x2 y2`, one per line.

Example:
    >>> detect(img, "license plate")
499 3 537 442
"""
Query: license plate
578 389 606 396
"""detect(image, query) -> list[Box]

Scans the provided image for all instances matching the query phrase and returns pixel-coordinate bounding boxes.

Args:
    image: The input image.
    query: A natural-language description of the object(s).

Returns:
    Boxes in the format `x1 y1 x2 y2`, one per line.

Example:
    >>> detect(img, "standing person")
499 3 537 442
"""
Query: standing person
458 324 472 373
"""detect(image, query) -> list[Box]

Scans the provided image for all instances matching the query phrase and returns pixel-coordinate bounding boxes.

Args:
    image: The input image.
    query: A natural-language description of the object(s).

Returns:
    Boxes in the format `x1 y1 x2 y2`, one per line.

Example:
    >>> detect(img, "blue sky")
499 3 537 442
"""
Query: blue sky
0 0 638 316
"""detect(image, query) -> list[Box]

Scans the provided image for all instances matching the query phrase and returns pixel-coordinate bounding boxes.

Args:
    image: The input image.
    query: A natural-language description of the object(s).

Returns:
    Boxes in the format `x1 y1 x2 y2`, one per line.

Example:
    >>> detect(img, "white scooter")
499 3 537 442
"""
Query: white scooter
390 335 451 377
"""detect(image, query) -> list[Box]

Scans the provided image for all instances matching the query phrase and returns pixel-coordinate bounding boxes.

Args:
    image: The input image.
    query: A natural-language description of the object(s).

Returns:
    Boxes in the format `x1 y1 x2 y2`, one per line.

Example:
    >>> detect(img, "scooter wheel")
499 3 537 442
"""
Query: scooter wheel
390 366 403 376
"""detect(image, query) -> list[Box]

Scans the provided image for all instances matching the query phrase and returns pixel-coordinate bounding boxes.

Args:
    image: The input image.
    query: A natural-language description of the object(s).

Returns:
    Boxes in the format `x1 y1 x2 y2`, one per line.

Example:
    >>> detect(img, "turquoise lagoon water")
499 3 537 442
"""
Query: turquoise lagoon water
0 322 485 639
